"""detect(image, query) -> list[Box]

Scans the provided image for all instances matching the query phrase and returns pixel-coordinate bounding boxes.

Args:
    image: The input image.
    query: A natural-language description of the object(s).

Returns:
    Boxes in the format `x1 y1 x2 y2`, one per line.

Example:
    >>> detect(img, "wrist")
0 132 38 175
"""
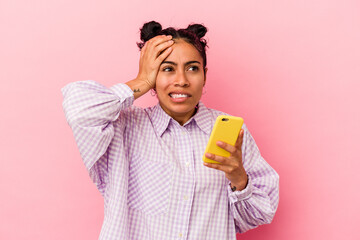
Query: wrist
230 175 248 192
125 78 153 99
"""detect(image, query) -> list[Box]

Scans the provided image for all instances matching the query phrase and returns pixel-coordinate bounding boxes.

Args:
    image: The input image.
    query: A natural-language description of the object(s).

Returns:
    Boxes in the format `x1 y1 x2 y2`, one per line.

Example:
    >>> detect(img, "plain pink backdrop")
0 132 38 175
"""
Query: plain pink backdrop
1 0 359 239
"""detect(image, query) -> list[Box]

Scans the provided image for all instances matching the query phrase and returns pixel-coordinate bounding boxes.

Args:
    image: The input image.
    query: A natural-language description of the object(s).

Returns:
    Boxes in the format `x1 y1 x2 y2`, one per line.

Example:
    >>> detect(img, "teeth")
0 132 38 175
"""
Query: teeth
170 93 189 98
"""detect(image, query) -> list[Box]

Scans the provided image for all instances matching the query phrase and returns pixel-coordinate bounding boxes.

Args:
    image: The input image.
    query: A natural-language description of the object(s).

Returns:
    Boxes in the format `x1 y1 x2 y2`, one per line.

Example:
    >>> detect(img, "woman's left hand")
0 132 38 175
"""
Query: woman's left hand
204 129 248 191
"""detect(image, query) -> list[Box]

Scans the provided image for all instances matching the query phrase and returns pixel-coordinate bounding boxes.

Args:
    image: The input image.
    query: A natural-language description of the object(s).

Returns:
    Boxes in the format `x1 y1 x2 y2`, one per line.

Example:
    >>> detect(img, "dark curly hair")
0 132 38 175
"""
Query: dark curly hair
137 21 208 69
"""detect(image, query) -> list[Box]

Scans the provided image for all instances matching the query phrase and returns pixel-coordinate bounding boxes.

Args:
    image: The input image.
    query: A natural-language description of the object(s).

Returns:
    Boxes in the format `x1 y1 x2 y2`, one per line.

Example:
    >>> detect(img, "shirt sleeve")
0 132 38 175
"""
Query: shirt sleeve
227 125 279 233
61 80 134 193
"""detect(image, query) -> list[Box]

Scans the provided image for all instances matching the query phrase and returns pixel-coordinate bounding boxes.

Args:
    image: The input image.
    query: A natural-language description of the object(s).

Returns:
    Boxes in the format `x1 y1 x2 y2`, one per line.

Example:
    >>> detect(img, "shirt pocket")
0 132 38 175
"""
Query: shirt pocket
127 155 174 216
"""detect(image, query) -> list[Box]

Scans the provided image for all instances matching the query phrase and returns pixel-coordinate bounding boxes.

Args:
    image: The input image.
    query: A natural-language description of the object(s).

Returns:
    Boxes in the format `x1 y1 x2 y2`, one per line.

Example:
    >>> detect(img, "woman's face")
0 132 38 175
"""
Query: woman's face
156 39 207 125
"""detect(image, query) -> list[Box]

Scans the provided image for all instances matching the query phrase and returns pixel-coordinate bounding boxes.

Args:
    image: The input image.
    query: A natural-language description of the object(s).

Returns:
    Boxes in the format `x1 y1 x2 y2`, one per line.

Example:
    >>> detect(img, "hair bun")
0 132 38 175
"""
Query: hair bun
139 21 162 42
186 24 207 38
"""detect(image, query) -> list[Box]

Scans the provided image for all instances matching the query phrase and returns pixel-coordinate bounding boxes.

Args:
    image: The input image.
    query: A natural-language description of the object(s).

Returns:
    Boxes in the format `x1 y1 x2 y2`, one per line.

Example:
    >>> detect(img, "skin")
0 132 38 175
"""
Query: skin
204 129 248 191
155 39 206 125
125 35 248 191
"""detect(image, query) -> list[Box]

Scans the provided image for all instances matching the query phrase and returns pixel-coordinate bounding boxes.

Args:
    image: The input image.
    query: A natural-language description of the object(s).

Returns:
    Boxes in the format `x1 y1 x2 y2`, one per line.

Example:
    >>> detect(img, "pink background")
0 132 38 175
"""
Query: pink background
1 0 359 239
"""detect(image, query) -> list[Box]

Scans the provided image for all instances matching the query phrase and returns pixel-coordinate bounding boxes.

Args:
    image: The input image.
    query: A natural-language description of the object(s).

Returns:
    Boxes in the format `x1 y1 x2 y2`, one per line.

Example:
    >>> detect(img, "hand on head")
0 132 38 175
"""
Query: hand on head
136 35 174 89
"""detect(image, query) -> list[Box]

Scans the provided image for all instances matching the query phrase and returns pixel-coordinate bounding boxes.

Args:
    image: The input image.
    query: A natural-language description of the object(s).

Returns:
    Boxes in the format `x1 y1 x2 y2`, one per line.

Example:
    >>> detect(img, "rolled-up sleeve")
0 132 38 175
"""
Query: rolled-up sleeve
227 125 279 233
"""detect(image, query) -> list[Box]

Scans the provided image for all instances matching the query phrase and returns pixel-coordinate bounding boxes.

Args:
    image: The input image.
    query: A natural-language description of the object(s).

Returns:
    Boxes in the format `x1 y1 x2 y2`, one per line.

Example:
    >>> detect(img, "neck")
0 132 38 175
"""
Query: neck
159 105 198 126
173 109 196 126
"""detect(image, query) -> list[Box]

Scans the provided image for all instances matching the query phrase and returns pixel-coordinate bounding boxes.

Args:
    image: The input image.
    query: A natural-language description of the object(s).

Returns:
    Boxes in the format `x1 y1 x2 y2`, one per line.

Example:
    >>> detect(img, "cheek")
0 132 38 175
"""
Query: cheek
196 86 204 96
189 76 205 92
155 77 169 94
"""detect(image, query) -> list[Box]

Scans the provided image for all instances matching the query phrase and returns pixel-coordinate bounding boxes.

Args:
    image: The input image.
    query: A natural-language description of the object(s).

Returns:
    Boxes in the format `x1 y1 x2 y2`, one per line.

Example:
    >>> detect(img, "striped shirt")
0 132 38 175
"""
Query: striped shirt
61 80 279 240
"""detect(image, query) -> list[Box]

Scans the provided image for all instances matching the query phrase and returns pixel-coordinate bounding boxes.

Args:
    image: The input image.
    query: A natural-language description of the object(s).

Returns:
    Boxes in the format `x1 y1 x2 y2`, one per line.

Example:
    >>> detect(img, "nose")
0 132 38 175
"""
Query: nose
174 71 189 87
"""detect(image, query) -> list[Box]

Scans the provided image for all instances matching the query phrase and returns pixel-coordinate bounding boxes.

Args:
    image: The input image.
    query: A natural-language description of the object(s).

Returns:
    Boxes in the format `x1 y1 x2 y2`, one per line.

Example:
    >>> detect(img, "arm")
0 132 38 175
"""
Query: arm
61 81 134 193
204 125 279 233
228 126 279 233
61 35 174 193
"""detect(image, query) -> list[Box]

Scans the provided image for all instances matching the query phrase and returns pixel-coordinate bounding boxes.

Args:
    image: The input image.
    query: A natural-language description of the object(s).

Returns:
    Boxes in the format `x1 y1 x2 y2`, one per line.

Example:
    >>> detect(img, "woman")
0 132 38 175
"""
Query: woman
62 21 279 240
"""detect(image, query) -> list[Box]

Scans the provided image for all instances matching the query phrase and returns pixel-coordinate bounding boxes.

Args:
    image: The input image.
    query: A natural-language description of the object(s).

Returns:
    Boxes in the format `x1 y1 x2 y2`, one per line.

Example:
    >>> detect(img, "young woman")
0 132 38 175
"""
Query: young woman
62 21 279 240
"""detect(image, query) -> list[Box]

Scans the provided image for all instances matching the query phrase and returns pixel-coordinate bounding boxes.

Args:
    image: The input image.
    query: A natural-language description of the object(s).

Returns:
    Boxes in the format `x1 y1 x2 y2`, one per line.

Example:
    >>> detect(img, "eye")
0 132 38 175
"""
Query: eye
162 66 174 72
188 66 199 71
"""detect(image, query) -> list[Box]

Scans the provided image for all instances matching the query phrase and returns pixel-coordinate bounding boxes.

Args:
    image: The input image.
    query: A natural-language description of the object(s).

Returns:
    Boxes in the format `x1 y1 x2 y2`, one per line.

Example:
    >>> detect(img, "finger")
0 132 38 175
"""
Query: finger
154 39 174 55
203 161 222 170
216 141 238 156
144 38 174 62
205 152 227 164
141 35 170 55
203 162 231 173
146 35 172 49
155 46 173 65
234 129 244 150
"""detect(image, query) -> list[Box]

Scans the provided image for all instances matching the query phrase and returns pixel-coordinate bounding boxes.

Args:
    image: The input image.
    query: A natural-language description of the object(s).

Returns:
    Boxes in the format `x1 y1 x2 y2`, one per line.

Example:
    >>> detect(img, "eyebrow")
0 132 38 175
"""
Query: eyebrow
161 61 201 66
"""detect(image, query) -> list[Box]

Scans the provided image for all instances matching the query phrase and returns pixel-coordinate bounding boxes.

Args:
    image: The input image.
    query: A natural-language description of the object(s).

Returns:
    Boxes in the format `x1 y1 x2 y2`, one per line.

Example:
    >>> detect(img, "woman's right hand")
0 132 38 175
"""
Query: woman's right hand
136 35 174 89
125 35 174 99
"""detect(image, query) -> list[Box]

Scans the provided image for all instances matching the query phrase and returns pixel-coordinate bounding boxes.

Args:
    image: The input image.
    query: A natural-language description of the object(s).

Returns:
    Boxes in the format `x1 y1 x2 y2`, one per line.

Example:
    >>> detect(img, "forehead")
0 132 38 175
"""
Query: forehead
165 39 203 64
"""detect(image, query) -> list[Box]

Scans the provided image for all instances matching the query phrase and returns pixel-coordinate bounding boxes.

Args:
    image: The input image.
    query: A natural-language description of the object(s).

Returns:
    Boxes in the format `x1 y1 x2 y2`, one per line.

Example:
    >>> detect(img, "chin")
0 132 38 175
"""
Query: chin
170 105 196 115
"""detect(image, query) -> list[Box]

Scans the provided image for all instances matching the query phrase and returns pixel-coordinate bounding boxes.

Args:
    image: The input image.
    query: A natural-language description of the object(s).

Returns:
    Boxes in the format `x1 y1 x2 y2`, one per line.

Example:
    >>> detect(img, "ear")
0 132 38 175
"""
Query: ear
203 67 208 86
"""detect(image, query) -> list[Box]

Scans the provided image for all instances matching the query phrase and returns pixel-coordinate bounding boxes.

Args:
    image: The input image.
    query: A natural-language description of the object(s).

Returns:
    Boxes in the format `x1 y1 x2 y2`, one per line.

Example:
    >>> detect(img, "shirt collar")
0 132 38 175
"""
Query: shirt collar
150 101 213 136
191 101 213 135
151 103 172 137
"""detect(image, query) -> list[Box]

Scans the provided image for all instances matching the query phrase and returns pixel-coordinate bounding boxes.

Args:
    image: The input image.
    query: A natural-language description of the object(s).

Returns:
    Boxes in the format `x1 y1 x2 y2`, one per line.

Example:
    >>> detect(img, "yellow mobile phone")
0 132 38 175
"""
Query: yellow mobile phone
203 115 244 164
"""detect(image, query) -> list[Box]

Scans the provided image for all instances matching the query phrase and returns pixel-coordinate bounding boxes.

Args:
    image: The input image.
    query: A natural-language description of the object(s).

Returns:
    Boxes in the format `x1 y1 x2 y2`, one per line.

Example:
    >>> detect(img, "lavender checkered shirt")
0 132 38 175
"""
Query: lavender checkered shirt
61 80 279 240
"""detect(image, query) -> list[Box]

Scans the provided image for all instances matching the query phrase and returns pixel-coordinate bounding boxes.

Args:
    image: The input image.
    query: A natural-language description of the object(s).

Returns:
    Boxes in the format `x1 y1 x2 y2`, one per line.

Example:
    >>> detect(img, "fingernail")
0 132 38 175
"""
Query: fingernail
168 40 174 44
167 35 172 39
205 153 211 158
217 141 224 146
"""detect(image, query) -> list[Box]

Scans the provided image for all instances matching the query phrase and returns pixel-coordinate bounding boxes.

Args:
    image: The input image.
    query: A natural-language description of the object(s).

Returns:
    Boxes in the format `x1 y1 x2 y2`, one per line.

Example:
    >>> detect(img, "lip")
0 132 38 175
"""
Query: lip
168 91 192 103
169 91 192 96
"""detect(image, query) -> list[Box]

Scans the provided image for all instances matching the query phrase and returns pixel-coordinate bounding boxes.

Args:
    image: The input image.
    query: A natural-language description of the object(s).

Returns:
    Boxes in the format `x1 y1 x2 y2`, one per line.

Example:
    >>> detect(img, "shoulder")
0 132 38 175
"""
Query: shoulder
198 102 227 119
116 104 155 125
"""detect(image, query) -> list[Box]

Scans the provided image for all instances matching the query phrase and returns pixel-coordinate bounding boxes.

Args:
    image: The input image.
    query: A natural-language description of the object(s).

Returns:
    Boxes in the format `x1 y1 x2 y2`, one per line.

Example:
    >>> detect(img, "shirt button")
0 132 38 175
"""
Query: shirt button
182 131 186 135
183 195 189 200
185 162 190 167
179 233 183 238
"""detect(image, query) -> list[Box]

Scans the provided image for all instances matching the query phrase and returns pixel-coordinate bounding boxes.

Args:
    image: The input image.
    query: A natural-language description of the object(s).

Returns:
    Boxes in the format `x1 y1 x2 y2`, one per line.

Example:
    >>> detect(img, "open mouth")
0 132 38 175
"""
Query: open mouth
169 93 192 98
